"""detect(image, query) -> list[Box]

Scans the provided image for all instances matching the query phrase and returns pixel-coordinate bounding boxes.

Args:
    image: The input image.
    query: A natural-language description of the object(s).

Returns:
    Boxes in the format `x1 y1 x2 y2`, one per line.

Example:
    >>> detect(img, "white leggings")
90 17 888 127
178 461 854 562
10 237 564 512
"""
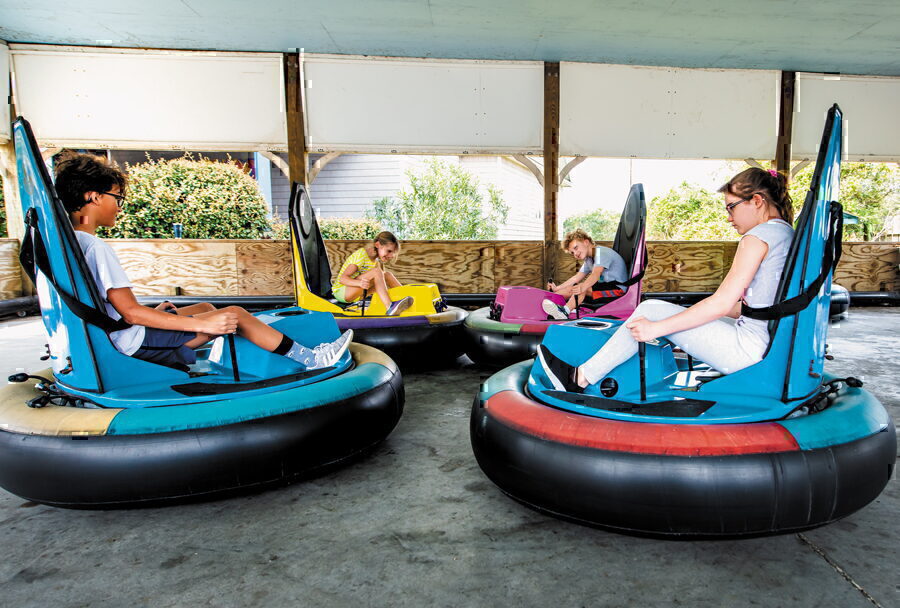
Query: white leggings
581 300 766 386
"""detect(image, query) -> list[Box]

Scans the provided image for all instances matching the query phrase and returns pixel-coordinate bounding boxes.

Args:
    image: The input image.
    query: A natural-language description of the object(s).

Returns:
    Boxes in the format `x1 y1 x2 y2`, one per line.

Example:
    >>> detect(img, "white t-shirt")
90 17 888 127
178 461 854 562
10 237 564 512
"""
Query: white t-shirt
736 219 795 355
74 231 146 355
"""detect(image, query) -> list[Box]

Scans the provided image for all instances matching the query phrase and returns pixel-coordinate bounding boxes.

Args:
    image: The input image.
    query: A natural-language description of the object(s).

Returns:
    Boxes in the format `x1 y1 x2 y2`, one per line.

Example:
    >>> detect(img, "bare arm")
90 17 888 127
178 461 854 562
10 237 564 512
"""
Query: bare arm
107 287 235 335
572 266 605 295
338 263 369 288
550 271 587 292
628 236 769 340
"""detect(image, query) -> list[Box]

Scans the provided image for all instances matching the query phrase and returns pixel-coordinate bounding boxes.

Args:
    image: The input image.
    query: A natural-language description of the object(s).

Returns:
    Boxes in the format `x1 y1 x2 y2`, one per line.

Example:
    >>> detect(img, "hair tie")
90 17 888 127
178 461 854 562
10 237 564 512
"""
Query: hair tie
768 169 779 178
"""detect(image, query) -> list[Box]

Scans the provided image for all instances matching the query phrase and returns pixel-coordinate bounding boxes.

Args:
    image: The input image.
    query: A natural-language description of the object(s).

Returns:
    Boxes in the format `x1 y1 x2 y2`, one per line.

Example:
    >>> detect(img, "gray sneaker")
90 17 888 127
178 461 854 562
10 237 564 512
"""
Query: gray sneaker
311 329 354 369
386 296 414 316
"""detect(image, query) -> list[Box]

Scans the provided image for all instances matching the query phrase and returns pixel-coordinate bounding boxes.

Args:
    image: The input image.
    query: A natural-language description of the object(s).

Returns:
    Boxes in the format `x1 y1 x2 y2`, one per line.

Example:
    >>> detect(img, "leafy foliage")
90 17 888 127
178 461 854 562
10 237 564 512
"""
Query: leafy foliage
319 217 383 240
647 182 737 241
98 155 271 239
789 162 899 240
562 208 620 241
368 159 509 239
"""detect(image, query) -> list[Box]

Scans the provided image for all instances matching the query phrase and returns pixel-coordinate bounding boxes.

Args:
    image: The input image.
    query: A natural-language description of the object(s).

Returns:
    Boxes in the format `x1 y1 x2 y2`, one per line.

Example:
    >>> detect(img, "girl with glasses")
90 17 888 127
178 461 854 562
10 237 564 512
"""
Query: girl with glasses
539 167 795 391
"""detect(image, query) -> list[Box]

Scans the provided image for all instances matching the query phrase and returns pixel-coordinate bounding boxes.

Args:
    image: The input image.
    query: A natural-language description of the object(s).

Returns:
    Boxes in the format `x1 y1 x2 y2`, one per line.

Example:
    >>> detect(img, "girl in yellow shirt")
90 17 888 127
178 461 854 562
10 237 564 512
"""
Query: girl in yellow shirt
332 232 413 316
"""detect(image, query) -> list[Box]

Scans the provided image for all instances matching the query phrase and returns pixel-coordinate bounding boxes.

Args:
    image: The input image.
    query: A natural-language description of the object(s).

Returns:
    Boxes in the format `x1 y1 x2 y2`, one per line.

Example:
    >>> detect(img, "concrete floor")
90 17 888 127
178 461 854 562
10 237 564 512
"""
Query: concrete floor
0 308 897 608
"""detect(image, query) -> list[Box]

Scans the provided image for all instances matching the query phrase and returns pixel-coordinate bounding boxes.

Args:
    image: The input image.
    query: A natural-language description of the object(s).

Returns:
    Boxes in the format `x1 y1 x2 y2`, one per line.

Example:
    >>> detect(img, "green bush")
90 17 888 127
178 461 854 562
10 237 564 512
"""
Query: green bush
563 208 620 241
647 182 738 240
98 155 271 239
319 217 382 240
789 162 899 240
368 159 509 239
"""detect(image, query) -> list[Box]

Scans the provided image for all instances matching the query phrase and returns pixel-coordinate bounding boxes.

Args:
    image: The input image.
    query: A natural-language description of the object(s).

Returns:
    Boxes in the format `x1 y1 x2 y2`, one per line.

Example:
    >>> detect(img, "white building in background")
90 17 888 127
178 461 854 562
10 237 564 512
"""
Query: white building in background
272 154 546 240
109 150 546 239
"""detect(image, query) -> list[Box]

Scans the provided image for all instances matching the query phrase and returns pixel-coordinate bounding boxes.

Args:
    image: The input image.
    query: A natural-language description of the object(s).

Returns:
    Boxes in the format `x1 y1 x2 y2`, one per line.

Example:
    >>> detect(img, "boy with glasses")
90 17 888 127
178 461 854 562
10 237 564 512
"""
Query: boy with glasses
53 151 351 371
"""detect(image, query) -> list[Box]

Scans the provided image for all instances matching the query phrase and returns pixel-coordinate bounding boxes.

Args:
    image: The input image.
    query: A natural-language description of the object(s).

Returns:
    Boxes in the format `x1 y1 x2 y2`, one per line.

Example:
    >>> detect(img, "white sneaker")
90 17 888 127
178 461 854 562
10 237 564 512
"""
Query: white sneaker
311 329 354 369
541 298 570 320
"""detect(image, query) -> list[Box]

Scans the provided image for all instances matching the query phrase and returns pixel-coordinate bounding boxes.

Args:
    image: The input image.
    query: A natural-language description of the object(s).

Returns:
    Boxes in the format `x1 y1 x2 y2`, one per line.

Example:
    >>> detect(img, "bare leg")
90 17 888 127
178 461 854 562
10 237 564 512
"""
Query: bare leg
341 268 392 308
384 271 402 289
186 306 283 351
175 302 216 316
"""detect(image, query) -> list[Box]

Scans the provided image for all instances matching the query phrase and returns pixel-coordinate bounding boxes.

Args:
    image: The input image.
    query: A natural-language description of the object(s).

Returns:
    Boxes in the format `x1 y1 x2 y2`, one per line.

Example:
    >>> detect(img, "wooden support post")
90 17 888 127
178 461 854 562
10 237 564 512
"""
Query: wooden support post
1 139 24 240
283 52 308 186
542 62 560 287
775 71 795 181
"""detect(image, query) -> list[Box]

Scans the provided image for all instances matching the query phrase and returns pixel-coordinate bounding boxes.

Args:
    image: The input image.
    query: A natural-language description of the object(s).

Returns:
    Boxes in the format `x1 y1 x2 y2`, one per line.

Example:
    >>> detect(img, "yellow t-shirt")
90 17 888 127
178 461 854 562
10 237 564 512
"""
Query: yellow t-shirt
332 248 377 293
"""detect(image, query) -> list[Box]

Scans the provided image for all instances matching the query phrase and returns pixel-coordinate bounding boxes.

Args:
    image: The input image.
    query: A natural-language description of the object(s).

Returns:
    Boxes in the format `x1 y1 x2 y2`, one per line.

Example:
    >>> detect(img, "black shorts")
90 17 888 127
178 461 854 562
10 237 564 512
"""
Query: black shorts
132 327 198 370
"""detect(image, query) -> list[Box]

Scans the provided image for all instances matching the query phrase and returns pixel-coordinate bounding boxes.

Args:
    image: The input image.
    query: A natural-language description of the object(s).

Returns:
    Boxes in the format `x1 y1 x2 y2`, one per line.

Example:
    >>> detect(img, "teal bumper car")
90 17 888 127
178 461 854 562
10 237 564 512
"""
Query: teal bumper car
471 105 895 537
0 118 404 508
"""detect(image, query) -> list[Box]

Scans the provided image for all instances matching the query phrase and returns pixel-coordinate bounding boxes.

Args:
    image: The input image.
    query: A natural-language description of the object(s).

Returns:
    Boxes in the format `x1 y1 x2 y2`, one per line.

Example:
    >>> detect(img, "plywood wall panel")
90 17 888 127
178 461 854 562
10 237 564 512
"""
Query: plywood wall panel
236 241 292 295
107 240 238 296
10 239 885 299
0 239 22 300
834 243 900 292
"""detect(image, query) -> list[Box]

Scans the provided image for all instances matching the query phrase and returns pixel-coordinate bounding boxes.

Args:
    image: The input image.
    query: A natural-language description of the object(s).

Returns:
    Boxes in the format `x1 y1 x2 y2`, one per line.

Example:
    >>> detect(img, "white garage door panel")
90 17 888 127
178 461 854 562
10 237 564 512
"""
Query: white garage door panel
0 43 9 142
561 62 779 159
794 73 900 162
303 55 543 153
10 45 286 150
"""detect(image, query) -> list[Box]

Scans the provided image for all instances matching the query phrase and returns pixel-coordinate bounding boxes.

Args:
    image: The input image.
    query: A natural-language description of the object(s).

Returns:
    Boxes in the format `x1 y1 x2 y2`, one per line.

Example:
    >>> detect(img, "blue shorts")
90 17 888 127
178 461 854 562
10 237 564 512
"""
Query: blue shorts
133 326 198 370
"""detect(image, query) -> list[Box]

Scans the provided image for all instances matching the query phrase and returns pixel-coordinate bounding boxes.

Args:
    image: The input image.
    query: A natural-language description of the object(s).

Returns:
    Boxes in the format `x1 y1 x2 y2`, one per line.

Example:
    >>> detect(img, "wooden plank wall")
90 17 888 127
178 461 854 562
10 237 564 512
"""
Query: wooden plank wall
2 238 898 298
0 239 23 300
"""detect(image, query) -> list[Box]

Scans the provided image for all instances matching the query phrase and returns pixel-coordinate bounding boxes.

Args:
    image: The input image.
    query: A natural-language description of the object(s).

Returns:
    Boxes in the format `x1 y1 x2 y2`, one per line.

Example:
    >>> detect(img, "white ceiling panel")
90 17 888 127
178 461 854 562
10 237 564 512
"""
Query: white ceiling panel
10 45 287 151
560 62 780 159
793 73 900 162
303 55 543 154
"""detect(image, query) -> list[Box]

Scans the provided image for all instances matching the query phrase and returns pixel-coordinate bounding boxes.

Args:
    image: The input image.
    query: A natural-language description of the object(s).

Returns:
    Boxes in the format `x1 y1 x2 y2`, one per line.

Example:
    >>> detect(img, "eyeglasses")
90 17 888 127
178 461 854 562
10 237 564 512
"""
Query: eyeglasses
725 198 748 217
103 192 126 209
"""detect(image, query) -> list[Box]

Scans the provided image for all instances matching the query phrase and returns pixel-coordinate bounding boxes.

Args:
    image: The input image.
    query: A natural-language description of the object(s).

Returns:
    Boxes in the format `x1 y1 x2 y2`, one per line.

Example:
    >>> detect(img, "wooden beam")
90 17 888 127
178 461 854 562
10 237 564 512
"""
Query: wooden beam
775 71 796 180
512 154 544 187
309 152 342 184
41 147 61 161
790 159 812 177
283 52 308 186
542 62 560 286
259 151 290 180
558 156 586 183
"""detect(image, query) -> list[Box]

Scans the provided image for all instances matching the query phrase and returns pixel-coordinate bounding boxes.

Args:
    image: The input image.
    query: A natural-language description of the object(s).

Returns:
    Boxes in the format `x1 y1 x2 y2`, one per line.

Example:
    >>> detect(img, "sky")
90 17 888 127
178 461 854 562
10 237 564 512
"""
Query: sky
558 157 744 219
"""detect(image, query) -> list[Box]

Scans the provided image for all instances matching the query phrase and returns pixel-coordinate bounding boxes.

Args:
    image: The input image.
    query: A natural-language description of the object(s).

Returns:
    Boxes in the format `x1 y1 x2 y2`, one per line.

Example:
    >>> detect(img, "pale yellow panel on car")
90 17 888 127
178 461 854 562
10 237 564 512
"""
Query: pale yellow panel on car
0 371 120 436
350 343 397 374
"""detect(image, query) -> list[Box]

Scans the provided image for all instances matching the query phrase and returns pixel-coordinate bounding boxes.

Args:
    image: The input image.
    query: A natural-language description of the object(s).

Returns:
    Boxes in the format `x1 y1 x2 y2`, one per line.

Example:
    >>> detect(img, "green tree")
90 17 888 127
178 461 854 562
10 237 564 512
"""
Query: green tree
789 162 899 240
98 155 271 239
647 182 738 240
562 208 620 241
368 159 509 239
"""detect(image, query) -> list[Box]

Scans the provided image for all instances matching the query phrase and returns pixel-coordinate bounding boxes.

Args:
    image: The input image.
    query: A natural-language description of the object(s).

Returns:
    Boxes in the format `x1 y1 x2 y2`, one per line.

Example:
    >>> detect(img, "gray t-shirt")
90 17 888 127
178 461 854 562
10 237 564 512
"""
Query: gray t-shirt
579 245 628 284
736 219 795 355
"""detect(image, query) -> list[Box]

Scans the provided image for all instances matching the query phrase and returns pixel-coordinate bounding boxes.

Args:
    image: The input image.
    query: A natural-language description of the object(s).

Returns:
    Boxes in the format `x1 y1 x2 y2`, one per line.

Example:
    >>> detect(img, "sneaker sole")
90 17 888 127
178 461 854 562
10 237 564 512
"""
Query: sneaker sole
541 300 568 320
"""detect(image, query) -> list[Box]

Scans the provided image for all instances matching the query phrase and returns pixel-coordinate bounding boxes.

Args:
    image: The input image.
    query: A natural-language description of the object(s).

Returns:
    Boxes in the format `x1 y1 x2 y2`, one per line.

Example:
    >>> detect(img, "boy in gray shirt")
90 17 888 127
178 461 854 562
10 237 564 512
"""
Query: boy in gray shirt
544 229 628 319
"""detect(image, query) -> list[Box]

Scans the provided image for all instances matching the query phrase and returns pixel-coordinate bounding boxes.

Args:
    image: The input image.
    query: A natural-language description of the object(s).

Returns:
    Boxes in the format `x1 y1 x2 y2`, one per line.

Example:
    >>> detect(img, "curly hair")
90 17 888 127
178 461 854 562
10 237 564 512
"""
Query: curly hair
54 151 128 214
562 228 594 250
